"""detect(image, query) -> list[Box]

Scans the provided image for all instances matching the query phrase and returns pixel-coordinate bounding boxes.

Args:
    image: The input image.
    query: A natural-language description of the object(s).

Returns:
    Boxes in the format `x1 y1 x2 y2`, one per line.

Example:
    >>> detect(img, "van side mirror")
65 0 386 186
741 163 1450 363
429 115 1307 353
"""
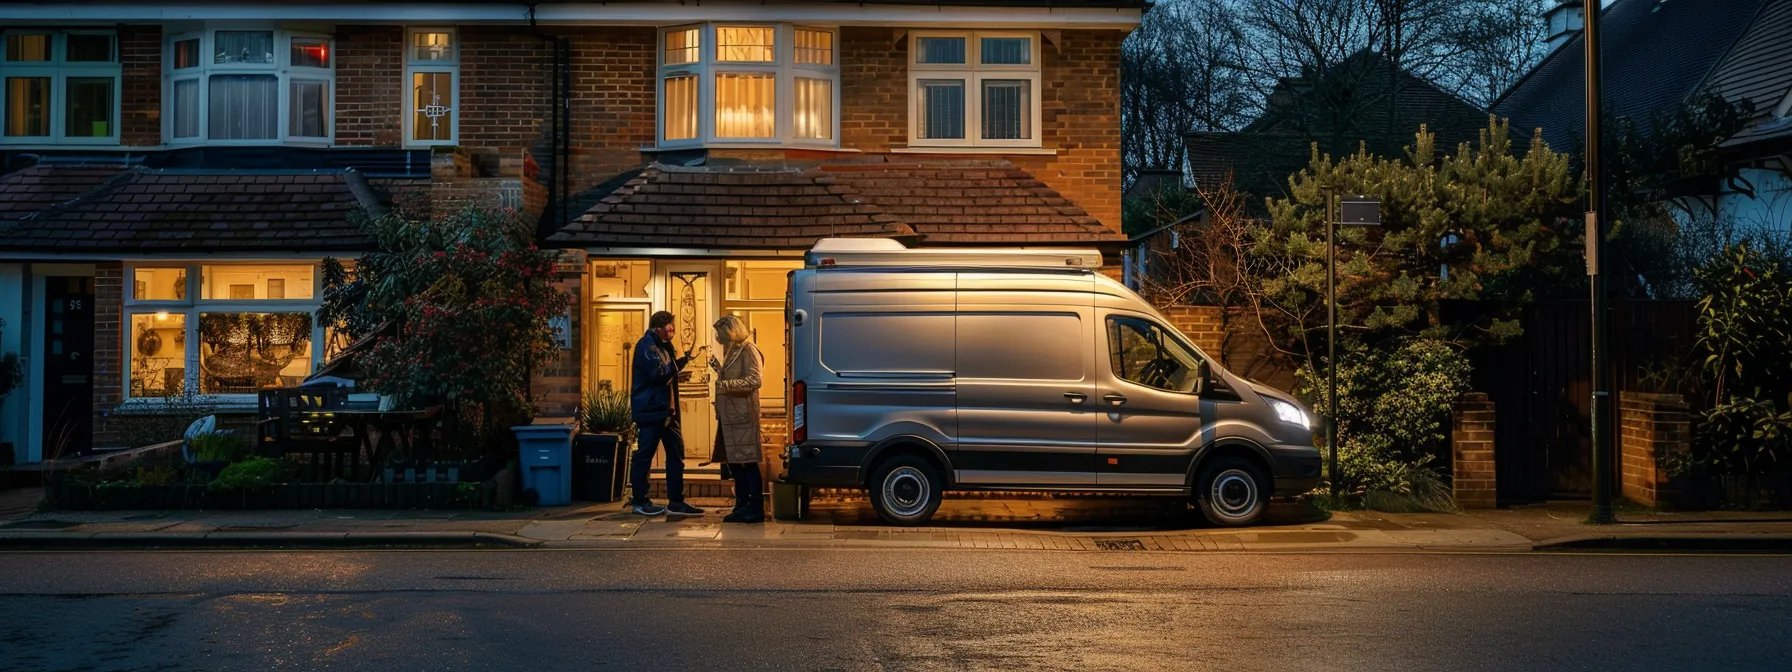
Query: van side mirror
1194 359 1212 395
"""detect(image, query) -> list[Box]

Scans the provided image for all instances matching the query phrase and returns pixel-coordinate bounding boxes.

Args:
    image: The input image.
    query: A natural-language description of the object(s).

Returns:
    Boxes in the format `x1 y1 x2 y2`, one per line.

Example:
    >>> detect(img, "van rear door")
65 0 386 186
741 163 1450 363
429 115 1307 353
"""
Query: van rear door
952 273 1098 486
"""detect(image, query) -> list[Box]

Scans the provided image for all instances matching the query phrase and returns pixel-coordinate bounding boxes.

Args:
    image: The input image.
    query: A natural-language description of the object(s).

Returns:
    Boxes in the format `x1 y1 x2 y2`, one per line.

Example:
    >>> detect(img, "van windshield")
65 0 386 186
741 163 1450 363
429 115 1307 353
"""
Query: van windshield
1107 316 1203 394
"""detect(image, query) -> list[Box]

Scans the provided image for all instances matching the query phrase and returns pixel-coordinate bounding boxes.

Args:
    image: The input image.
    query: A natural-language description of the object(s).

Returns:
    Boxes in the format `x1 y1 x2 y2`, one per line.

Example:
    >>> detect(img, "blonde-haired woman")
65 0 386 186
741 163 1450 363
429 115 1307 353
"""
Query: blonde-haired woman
709 315 765 523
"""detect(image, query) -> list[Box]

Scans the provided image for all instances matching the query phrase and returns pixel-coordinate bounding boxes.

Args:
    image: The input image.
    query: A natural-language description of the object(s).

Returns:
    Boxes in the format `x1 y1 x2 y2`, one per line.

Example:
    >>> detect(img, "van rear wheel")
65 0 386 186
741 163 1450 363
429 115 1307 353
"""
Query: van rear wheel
868 455 943 526
1195 456 1268 527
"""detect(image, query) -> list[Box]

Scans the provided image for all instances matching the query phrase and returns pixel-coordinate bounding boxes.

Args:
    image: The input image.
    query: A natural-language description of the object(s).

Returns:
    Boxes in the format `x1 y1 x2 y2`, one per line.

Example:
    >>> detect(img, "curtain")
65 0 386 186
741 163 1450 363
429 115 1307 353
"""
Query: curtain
794 29 833 65
716 27 774 62
980 37 1030 65
208 74 277 140
919 80 965 140
288 80 327 138
214 31 274 65
662 75 697 141
172 79 199 139
4 77 49 137
981 80 1029 140
917 37 966 64
663 28 699 65
794 77 831 140
715 72 773 138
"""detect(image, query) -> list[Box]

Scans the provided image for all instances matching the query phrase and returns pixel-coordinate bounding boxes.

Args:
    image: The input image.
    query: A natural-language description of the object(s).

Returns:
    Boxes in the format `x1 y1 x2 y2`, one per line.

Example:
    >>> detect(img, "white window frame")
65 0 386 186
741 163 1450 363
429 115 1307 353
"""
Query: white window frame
122 262 327 404
403 27 458 148
163 27 336 147
0 29 123 146
908 30 1042 149
656 23 840 149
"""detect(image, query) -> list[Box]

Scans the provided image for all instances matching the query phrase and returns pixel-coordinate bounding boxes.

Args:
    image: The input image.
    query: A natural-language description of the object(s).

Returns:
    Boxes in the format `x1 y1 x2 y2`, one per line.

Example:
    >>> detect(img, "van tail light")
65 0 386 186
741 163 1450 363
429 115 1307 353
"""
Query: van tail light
791 381 807 444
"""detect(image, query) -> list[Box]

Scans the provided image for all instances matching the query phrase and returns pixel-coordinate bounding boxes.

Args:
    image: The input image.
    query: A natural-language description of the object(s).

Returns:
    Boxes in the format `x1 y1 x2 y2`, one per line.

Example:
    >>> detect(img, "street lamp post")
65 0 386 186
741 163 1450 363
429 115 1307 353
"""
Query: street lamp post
1324 191 1380 506
1585 0 1616 525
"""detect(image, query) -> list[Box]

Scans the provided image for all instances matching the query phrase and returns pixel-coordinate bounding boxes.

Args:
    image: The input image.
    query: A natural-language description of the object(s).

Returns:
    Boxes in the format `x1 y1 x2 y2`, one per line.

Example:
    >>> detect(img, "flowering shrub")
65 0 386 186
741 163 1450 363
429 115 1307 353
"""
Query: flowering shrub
320 207 572 458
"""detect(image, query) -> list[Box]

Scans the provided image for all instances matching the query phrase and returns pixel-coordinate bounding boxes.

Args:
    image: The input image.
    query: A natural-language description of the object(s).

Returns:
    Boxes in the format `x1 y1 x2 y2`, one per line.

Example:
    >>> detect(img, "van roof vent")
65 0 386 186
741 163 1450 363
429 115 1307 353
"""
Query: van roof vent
807 238 1102 271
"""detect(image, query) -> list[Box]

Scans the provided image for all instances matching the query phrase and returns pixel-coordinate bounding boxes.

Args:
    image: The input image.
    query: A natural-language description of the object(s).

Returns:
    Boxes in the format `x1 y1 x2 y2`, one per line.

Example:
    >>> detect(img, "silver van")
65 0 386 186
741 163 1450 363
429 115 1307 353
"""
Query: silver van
781 239 1321 526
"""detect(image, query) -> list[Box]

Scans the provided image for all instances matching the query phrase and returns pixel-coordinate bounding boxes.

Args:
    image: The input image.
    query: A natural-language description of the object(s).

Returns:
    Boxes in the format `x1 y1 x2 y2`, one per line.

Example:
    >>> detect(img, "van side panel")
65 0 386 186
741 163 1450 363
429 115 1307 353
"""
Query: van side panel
951 272 1100 486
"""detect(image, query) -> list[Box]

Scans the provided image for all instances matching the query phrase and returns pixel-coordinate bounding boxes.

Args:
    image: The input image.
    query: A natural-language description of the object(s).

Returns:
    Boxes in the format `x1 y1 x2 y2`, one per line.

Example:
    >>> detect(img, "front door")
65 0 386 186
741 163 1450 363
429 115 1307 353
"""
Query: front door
42 277 94 458
660 262 721 475
1095 311 1206 487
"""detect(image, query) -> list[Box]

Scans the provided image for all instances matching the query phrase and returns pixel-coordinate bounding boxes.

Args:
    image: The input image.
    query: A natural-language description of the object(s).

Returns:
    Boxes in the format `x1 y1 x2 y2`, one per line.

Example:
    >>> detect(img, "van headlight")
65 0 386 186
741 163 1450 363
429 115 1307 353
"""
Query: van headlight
1267 397 1309 429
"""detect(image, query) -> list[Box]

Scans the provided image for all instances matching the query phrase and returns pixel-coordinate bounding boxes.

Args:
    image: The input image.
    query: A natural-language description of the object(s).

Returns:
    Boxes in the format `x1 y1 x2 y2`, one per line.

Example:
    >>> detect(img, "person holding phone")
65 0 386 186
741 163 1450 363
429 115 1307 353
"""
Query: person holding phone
706 315 765 523
626 310 706 517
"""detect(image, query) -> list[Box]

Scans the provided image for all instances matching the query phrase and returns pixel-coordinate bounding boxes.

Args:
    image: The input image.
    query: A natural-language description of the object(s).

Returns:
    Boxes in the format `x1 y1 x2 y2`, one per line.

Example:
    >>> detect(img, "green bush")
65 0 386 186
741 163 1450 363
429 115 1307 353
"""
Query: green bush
188 431 250 463
577 388 633 437
211 457 282 492
1688 244 1792 480
1299 337 1471 511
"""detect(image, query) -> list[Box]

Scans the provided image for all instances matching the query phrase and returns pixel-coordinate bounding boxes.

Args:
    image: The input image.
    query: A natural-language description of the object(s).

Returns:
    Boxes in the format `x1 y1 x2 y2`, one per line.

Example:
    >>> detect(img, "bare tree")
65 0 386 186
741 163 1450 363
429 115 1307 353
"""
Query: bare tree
1121 0 1254 184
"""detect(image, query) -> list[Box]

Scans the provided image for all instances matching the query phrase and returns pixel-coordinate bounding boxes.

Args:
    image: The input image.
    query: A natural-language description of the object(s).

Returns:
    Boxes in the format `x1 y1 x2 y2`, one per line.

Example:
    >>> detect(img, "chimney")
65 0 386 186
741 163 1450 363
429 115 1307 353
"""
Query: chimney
1546 1 1586 54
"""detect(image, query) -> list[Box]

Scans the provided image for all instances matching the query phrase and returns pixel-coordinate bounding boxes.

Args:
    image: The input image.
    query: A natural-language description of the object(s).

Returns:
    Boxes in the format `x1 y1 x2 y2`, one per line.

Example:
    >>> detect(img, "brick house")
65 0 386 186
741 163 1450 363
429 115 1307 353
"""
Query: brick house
0 1 1143 471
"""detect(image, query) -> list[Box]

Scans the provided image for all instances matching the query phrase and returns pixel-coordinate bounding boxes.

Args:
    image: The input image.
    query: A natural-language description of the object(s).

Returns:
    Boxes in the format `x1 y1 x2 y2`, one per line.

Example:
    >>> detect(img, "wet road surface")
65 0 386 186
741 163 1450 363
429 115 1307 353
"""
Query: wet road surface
3 549 1790 670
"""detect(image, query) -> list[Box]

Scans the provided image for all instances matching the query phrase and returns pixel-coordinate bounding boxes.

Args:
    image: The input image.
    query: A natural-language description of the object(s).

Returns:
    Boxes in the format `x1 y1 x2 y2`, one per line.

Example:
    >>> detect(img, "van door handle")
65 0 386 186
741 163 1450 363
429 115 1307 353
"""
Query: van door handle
1103 393 1127 406
1064 392 1087 403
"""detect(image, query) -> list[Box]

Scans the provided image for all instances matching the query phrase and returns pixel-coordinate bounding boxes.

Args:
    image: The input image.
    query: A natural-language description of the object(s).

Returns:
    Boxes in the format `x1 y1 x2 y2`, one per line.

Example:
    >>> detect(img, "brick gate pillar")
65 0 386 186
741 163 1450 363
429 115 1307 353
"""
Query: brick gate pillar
1451 393 1498 509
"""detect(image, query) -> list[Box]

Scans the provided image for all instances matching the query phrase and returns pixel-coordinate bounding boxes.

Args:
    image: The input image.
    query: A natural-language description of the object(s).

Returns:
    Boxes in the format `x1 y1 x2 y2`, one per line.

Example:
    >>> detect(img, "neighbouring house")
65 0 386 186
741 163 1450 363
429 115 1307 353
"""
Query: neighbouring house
1182 49 1503 205
0 1 1144 473
1494 0 1792 235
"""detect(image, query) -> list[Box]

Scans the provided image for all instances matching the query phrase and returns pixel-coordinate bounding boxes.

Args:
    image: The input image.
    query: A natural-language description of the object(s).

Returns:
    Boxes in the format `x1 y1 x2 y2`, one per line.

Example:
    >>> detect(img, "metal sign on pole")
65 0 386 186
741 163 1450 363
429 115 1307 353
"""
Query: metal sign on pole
1326 194 1380 507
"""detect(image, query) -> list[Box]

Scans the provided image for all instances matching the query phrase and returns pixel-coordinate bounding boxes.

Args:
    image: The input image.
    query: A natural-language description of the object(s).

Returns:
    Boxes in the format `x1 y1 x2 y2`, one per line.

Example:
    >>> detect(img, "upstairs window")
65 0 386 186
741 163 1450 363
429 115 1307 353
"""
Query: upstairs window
0 31 120 144
166 29 333 144
405 28 457 146
909 31 1041 148
658 23 838 147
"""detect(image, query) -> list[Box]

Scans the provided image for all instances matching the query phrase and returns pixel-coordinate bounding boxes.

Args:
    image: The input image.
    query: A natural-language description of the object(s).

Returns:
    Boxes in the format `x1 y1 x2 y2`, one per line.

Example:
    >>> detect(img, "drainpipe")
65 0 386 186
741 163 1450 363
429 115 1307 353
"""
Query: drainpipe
526 4 572 240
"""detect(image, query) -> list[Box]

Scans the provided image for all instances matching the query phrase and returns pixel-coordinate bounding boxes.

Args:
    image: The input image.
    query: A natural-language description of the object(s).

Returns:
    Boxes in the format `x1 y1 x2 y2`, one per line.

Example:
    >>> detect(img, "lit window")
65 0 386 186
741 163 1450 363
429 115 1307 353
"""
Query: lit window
125 263 324 400
724 260 802 408
659 24 836 146
405 28 457 146
716 27 775 62
0 31 120 144
166 28 334 144
715 72 774 139
910 32 1041 148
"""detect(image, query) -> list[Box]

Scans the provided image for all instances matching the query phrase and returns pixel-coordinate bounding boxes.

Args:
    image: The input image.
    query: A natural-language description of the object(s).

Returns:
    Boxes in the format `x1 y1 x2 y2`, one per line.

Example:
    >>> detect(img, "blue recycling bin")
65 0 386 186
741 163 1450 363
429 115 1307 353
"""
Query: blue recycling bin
513 424 575 506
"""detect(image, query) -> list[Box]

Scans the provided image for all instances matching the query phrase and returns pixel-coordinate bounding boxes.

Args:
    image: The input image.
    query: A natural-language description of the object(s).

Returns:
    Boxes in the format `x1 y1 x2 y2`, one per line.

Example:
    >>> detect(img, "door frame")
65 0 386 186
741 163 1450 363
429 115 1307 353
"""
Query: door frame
656 260 725 475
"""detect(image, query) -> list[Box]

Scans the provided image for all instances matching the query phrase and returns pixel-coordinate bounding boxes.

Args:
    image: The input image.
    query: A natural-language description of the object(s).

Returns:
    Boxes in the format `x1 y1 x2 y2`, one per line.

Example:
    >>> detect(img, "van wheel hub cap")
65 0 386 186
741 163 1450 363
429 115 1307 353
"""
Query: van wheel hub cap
883 467 929 517
1212 469 1258 519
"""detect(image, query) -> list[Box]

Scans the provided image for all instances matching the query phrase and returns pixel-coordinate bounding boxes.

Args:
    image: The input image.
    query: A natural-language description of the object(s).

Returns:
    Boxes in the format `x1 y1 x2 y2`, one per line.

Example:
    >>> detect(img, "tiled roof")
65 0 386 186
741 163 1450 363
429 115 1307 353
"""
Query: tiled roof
1706 0 1792 155
818 161 1118 245
0 164 128 219
1493 0 1770 151
0 166 393 253
549 164 915 249
551 160 1121 249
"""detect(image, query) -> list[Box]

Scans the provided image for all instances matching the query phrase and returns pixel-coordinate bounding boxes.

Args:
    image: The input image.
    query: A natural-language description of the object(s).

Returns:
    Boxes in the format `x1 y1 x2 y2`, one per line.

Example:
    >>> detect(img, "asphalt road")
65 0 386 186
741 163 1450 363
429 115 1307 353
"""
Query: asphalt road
3 549 1790 671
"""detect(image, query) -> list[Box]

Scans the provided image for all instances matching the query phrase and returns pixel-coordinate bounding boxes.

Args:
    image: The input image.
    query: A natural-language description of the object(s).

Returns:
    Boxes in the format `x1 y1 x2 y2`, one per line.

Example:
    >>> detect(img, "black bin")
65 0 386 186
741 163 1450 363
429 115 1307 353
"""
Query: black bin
572 434 628 502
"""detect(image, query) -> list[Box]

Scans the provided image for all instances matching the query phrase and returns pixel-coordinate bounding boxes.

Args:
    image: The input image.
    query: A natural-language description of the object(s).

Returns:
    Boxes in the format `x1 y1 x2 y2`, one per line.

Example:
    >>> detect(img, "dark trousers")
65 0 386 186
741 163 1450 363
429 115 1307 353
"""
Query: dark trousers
631 418 685 504
732 462 764 514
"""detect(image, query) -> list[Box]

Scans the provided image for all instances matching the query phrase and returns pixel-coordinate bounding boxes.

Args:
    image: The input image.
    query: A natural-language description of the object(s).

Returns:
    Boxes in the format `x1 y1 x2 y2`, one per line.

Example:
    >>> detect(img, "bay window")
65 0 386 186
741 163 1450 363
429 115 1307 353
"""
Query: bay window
166 28 333 144
657 23 838 147
405 28 457 146
126 263 324 400
909 31 1041 148
0 30 120 144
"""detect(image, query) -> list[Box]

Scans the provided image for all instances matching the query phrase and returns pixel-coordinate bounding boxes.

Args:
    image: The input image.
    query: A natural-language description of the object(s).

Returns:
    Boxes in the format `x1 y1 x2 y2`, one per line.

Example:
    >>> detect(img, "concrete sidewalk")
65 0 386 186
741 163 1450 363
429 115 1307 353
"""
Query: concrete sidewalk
2 490 1790 552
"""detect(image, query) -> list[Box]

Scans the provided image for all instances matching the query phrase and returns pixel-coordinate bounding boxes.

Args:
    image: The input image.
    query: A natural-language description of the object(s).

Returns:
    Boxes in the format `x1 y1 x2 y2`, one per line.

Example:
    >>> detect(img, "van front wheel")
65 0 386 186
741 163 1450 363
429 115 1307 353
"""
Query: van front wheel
869 455 943 525
1195 456 1268 526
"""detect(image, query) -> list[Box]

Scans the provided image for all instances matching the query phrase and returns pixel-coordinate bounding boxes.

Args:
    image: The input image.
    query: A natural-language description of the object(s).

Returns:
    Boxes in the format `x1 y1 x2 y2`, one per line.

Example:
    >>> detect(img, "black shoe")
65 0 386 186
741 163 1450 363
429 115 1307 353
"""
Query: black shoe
631 500 667 516
723 511 764 524
666 501 706 516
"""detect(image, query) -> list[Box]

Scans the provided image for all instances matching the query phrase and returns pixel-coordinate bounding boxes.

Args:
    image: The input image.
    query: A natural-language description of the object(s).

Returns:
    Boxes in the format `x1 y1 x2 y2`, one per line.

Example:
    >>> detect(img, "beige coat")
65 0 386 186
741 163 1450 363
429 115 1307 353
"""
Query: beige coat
709 341 764 464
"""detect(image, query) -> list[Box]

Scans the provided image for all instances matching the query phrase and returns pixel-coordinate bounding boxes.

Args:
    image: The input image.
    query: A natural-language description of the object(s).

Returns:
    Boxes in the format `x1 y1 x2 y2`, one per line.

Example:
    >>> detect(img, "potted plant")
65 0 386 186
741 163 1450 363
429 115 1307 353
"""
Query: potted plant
574 388 634 502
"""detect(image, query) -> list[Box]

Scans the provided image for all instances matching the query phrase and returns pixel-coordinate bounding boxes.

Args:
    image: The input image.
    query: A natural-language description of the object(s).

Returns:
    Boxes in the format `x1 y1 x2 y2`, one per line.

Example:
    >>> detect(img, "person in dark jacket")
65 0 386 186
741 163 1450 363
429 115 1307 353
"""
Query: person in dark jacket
627 310 706 517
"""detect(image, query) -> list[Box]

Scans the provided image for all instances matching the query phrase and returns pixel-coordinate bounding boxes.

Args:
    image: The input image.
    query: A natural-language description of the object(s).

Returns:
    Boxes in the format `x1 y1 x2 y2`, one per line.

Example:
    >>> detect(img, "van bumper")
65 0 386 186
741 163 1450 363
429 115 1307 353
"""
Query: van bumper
1267 443 1323 496
782 443 871 488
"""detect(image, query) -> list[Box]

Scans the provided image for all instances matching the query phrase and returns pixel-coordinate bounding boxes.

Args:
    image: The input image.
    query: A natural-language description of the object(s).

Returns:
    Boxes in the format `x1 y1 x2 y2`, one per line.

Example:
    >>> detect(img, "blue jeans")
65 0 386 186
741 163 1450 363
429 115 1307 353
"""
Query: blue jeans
631 418 684 504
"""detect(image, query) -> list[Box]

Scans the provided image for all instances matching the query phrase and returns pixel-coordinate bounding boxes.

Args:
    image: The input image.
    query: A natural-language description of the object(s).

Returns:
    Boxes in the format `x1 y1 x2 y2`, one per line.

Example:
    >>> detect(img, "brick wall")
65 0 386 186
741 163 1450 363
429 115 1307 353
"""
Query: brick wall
335 25 404 146
837 28 1126 234
1619 392 1692 508
565 26 656 190
1160 305 1224 358
1451 393 1497 509
91 264 124 447
530 253 586 419
120 26 161 147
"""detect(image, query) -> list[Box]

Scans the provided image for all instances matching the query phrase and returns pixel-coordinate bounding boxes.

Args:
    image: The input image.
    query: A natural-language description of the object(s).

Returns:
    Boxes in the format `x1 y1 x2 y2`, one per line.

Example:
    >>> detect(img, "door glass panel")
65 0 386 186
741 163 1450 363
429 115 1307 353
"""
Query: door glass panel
1107 317 1201 393
591 259 651 299
591 308 644 395
131 312 186 398
667 270 714 472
